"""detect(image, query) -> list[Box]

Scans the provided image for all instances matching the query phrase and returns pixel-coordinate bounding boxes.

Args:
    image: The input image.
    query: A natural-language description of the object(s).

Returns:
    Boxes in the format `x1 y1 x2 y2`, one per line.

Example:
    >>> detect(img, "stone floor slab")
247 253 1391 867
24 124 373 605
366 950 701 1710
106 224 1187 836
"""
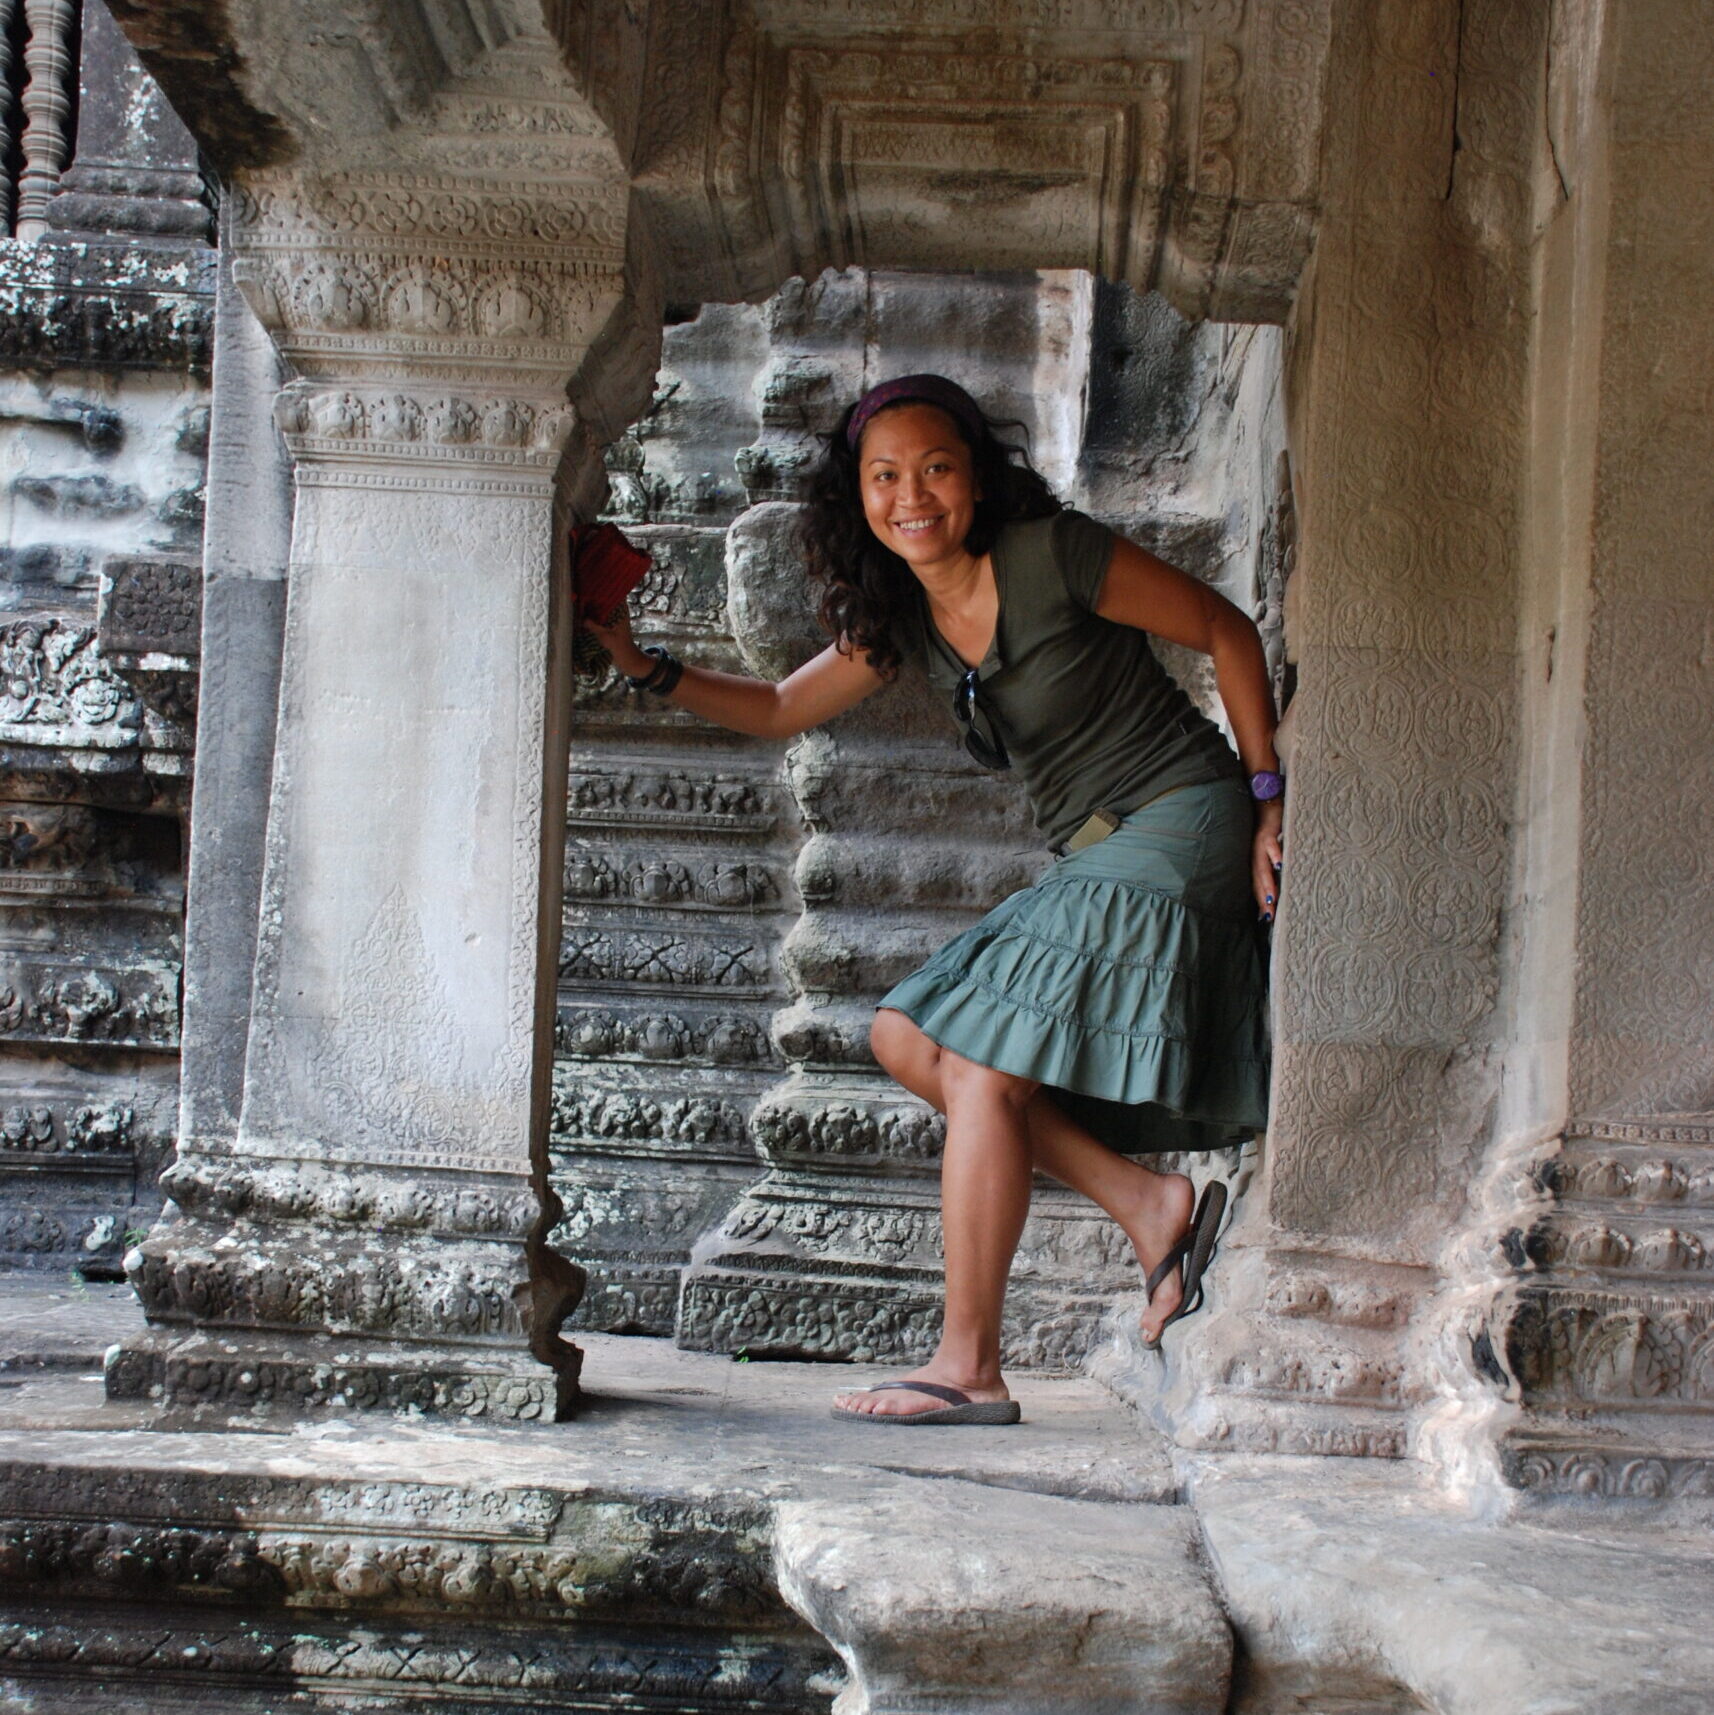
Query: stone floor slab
0 1278 1179 1505
776 1478 1231 1715
1188 1453 1714 1715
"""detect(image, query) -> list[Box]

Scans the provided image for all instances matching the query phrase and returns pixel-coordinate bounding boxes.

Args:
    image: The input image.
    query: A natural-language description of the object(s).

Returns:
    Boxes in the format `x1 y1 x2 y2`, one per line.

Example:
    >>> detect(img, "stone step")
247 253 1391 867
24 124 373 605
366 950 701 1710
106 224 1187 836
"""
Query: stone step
0 1322 1214 1714
1187 1453 1714 1715
776 1478 1230 1715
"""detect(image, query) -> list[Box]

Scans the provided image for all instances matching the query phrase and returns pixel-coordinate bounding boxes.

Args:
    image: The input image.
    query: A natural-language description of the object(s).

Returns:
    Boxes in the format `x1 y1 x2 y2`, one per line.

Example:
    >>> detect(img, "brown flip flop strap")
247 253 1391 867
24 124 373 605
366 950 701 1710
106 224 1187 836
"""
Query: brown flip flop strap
863 1381 973 1407
1144 1236 1190 1302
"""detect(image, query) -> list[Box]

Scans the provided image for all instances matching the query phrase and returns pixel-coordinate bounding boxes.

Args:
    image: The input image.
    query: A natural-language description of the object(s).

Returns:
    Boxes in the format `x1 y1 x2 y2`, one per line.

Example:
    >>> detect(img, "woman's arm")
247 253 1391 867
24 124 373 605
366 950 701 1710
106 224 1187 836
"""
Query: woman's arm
584 603 885 741
1092 537 1284 918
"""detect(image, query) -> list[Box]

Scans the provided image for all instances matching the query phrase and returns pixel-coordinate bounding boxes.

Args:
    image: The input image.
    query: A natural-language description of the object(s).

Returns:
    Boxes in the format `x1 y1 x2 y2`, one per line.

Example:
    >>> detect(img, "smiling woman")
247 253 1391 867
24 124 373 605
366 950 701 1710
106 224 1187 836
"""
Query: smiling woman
584 372 1281 1427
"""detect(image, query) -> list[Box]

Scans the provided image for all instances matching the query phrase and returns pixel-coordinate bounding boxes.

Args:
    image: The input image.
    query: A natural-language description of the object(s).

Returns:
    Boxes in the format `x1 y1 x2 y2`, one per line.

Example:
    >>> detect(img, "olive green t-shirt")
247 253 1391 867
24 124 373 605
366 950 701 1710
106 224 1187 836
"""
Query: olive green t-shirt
897 509 1244 849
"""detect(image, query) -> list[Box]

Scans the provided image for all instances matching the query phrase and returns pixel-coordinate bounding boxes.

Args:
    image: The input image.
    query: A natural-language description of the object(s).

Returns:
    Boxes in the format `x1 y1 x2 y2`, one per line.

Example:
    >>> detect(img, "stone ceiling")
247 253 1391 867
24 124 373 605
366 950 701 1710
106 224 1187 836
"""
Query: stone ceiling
111 0 1334 324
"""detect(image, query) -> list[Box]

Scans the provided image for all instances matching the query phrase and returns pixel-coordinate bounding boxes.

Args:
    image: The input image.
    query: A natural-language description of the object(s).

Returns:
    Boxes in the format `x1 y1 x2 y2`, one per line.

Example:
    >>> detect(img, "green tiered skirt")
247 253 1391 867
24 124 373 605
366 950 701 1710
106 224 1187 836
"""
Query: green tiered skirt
878 777 1270 1155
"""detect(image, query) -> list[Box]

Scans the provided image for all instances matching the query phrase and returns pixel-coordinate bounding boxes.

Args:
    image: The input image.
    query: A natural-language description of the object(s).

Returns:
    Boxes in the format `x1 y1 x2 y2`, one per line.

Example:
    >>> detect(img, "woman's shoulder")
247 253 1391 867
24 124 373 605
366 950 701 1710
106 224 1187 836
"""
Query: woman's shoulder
999 508 1114 610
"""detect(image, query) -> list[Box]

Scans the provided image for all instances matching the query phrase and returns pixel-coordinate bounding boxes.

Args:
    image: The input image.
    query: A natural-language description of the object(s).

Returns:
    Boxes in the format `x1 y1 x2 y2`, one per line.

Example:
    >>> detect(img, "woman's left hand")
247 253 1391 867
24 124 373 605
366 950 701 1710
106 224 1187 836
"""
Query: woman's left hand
1252 799 1283 923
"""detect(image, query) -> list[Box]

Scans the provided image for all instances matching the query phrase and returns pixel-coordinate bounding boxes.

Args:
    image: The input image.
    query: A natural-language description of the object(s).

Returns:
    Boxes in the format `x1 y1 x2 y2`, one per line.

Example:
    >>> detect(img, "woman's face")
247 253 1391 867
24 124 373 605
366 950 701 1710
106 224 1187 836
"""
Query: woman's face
856 402 981 572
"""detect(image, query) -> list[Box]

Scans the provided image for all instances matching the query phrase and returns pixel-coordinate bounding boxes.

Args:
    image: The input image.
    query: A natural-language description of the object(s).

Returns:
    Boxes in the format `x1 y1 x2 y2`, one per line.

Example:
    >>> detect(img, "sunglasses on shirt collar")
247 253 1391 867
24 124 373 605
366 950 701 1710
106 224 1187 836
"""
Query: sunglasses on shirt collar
954 666 1011 771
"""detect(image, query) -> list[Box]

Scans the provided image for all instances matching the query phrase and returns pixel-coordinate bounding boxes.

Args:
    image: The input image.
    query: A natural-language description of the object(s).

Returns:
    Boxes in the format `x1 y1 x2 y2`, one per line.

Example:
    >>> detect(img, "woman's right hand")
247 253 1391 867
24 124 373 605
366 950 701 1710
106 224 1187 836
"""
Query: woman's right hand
583 601 651 680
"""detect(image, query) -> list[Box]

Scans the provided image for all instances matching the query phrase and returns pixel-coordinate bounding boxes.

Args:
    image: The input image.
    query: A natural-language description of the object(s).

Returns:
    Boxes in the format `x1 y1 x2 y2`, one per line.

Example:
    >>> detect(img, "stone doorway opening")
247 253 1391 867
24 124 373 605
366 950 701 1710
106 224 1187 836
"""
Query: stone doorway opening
552 266 1291 1378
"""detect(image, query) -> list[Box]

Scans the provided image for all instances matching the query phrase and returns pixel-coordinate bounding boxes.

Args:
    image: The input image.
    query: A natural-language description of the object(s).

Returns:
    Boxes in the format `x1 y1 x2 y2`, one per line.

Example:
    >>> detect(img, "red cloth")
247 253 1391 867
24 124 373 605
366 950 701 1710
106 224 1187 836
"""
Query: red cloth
572 523 652 626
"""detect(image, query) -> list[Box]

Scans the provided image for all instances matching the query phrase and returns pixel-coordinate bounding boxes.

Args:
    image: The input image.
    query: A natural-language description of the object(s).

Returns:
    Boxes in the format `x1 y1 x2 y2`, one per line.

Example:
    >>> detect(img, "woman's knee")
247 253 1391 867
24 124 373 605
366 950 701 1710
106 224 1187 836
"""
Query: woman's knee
940 1048 1039 1112
871 1007 930 1077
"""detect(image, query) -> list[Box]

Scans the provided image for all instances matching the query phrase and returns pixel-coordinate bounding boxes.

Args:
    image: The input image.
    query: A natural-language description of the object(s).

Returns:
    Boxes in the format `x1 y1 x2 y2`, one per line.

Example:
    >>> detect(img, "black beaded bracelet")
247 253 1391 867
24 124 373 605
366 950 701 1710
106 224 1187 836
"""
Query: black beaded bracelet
653 650 685 697
626 644 683 696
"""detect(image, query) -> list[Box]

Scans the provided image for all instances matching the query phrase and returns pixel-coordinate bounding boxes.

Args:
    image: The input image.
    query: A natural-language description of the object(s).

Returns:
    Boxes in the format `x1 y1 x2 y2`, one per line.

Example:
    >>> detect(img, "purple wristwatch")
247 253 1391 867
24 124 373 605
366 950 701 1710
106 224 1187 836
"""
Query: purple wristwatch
1249 770 1285 802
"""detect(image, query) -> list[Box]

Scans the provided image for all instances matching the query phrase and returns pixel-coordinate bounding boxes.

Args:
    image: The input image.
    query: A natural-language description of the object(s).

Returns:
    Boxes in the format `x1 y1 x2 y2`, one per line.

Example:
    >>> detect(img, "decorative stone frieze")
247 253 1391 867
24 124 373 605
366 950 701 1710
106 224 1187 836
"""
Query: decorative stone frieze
0 1453 838 1710
0 1612 834 1710
0 239 214 371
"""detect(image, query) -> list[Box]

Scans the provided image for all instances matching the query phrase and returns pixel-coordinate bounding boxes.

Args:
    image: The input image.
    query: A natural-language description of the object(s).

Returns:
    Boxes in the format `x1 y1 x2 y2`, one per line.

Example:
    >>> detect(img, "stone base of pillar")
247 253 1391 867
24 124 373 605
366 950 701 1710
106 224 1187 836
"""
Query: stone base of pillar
1478 1115 1714 1503
557 1161 761 1336
680 1157 1144 1370
105 1326 578 1421
106 1152 585 1421
1092 1213 1430 1463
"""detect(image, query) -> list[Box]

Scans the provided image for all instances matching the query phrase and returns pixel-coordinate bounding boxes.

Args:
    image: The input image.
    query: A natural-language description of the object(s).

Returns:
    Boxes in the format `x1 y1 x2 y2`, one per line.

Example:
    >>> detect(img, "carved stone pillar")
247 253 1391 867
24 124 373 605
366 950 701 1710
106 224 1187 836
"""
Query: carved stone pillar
1103 0 1540 1460
1456 0 1714 1501
110 162 653 1419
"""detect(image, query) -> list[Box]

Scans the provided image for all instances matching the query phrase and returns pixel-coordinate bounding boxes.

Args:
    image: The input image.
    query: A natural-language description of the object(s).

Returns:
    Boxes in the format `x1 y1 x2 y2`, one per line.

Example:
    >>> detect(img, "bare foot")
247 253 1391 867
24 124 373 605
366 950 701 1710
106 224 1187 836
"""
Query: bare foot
833 1362 1011 1419
1111 1167 1195 1344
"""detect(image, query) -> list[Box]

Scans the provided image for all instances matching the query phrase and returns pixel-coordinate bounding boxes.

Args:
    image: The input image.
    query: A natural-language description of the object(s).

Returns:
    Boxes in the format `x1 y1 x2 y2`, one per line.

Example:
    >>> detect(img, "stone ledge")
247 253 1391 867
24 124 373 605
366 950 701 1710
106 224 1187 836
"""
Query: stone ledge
1186 1453 1714 1715
104 1328 578 1423
0 1320 1188 1711
775 1478 1231 1715
2 1311 1709 1710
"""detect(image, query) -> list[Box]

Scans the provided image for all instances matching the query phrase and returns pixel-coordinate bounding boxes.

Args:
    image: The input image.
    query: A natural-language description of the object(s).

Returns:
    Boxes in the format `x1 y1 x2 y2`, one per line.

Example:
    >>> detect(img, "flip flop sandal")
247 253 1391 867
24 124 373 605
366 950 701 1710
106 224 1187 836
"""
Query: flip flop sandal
830 1381 1022 1426
1140 1179 1228 1353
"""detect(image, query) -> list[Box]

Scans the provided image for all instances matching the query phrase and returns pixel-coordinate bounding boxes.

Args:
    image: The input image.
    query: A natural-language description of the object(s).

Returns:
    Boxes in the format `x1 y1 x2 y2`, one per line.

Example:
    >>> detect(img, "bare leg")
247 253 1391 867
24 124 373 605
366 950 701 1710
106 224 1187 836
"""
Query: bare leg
867 1007 1195 1343
832 1042 1036 1418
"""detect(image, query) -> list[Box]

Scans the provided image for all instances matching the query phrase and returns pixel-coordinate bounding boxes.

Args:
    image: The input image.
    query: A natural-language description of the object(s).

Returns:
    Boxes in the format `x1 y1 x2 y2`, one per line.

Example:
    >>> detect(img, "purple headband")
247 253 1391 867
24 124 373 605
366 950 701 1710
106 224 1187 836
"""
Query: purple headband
845 373 987 453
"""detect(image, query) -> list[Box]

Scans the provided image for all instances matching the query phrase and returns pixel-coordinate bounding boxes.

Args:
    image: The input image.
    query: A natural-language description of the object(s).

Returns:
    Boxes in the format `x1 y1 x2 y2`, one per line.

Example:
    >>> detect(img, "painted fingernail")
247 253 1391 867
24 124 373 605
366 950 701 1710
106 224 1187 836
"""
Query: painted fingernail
1265 895 1274 905
1263 912 1273 923
1273 861 1282 872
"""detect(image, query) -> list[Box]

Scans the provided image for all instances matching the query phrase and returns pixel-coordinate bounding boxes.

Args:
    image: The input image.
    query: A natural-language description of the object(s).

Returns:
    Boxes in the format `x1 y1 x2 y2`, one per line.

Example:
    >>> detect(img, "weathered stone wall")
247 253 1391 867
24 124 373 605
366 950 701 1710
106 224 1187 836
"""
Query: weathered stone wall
0 0 211 1278
555 266 1286 1364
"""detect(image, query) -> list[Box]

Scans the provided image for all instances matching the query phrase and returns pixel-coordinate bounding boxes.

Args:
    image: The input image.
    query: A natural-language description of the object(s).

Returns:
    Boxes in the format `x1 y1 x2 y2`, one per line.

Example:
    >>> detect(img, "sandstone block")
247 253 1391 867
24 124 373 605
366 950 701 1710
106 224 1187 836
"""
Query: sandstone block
774 1478 1231 1715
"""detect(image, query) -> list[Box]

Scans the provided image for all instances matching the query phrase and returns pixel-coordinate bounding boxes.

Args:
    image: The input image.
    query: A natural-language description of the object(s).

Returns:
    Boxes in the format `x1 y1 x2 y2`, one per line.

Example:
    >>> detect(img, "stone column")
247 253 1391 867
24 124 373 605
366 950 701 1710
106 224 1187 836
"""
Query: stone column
0 0 16 234
14 0 74 240
1104 0 1540 1461
1463 0 1714 1502
110 166 653 1419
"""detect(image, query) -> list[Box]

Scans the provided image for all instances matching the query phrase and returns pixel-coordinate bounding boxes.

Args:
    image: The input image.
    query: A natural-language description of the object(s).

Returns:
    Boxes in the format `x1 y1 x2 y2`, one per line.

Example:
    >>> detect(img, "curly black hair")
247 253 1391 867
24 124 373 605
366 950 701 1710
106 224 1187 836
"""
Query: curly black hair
798 395 1062 679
